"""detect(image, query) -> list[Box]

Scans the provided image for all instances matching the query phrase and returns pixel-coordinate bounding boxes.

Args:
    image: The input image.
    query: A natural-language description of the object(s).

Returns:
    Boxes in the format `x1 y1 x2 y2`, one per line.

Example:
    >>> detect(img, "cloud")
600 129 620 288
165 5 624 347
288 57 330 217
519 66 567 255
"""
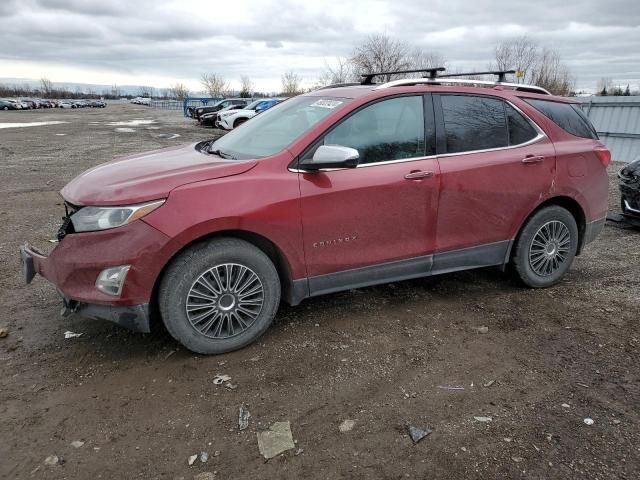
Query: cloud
0 0 638 91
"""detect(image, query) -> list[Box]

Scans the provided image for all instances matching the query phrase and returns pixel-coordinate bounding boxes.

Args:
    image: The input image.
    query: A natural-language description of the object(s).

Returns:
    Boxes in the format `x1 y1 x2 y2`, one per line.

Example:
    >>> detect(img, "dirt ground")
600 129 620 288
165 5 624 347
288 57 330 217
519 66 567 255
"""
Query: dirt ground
0 104 638 480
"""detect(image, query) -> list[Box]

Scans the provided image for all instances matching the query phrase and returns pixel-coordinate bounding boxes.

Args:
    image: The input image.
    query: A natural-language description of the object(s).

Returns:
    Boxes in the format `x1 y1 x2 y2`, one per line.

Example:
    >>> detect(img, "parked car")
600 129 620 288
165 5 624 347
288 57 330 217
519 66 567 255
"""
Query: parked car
217 98 282 130
58 101 74 109
200 104 247 127
194 99 250 121
0 99 20 110
88 100 106 108
20 73 610 354
619 158 640 221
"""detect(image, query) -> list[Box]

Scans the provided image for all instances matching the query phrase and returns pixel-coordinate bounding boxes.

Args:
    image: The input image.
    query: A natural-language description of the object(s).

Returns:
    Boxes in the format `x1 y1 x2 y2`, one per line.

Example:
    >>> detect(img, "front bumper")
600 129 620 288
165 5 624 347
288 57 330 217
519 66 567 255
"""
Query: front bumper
21 245 152 332
20 219 178 332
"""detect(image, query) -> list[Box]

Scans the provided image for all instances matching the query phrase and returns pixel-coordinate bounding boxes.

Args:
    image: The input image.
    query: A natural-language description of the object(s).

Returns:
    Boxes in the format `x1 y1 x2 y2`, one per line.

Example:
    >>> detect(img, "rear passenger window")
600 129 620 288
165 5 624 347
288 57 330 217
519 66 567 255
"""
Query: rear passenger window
505 104 538 145
441 95 508 153
525 99 598 139
323 96 425 164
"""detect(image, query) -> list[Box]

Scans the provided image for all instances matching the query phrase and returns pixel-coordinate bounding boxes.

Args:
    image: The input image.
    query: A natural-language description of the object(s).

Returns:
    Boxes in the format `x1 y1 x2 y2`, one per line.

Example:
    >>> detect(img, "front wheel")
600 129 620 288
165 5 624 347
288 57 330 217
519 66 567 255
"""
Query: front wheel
159 238 281 354
233 117 247 128
512 205 578 288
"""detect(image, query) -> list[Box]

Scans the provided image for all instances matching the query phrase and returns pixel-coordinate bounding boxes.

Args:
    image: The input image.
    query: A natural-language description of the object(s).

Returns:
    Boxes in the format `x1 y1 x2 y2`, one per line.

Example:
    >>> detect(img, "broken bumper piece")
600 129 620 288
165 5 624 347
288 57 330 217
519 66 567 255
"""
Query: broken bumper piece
19 243 151 333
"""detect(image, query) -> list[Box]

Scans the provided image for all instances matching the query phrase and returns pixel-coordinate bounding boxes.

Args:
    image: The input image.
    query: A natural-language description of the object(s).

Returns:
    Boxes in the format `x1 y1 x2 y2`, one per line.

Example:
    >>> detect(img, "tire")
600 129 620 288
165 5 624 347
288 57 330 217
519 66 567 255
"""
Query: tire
2 106 7 111
159 238 281 354
512 205 578 288
233 117 247 128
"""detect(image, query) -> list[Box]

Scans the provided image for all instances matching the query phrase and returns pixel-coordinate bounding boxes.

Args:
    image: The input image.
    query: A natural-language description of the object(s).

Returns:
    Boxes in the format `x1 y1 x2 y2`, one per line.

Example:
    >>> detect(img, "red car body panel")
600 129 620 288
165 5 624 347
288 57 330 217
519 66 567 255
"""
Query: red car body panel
29 220 177 306
61 143 258 206
21 83 610 332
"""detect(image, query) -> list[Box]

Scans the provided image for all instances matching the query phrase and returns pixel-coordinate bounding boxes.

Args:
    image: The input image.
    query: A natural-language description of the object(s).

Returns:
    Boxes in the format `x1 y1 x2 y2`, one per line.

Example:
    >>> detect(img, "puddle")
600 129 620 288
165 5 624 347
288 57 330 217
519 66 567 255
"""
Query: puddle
55 133 67 136
115 127 136 133
107 119 156 127
0 121 69 130
145 126 160 130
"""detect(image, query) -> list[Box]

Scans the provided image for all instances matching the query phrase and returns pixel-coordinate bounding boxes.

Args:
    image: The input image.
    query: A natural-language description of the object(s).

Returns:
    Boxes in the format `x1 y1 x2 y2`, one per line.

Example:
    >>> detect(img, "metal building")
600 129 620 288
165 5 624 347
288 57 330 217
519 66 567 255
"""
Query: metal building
578 96 640 163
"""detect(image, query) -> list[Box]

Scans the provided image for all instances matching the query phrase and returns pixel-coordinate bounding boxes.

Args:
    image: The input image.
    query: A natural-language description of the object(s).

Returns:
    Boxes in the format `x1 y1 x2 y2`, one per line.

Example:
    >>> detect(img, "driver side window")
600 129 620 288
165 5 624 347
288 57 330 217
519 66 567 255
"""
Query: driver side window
320 96 425 165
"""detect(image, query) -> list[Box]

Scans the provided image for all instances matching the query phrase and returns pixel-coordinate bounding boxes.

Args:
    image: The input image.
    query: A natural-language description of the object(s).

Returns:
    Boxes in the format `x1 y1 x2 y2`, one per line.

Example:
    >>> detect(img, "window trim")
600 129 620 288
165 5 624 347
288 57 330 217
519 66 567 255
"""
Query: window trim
433 93 547 159
290 93 433 172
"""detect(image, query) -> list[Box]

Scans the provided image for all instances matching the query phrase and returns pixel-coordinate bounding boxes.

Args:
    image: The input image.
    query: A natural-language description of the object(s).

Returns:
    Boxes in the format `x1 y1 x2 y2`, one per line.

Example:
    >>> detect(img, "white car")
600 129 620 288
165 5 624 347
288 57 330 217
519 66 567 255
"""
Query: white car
217 99 281 130
58 101 74 108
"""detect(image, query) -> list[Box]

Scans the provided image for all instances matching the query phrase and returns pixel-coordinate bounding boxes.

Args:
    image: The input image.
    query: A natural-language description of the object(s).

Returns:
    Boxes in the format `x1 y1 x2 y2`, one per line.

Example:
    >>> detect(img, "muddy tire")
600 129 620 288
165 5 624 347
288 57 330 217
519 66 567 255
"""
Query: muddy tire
512 205 578 288
159 238 280 354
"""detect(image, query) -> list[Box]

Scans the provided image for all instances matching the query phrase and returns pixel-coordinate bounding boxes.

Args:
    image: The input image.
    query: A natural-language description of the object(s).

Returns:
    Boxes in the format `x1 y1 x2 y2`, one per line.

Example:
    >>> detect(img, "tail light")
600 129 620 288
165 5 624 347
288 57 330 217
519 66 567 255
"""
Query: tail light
594 145 611 167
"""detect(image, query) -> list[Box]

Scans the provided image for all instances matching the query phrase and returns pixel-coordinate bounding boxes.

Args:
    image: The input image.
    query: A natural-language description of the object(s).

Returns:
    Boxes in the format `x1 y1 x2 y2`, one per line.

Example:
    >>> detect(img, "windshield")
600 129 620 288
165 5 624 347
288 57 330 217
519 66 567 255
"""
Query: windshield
209 96 351 159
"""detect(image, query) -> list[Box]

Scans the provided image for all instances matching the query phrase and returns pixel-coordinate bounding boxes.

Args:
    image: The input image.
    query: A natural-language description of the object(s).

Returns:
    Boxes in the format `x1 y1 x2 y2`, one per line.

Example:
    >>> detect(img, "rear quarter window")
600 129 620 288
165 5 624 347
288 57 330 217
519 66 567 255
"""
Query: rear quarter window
525 99 598 140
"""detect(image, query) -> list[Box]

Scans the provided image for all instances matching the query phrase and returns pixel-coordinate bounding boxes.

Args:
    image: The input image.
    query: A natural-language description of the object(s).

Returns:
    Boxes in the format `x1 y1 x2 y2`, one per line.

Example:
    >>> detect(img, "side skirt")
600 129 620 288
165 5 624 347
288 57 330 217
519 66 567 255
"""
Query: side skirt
286 240 512 305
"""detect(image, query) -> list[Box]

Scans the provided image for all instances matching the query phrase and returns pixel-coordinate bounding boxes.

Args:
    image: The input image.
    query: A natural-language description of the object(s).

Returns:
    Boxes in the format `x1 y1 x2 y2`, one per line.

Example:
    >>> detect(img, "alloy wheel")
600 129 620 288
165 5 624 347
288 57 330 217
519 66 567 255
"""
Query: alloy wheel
528 220 571 276
185 263 264 338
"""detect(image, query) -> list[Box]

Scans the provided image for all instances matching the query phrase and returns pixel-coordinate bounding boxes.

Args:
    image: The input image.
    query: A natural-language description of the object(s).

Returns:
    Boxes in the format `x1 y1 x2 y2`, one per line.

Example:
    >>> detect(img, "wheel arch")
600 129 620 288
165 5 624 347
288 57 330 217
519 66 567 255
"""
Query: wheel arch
149 229 301 328
511 195 587 262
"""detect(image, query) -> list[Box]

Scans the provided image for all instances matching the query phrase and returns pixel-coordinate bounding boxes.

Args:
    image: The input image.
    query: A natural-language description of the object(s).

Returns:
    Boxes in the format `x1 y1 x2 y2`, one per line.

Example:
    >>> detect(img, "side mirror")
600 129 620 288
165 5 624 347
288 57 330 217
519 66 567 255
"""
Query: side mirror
299 145 360 171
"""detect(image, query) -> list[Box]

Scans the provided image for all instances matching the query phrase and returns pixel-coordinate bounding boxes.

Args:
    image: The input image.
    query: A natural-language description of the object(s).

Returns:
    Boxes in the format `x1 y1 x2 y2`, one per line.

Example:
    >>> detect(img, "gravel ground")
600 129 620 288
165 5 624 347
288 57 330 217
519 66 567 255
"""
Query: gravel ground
0 104 638 479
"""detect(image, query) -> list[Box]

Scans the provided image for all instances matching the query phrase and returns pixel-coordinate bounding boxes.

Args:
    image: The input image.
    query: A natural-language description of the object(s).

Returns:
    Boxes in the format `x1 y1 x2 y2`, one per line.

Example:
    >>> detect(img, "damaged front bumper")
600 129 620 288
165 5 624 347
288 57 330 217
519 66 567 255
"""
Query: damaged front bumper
19 215 178 332
20 243 151 332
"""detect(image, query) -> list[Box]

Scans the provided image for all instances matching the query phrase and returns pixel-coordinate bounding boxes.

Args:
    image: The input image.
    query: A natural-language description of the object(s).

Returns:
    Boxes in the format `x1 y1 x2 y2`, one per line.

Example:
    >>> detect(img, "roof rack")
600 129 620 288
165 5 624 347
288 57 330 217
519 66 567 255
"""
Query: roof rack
373 77 551 95
360 67 445 85
357 67 550 94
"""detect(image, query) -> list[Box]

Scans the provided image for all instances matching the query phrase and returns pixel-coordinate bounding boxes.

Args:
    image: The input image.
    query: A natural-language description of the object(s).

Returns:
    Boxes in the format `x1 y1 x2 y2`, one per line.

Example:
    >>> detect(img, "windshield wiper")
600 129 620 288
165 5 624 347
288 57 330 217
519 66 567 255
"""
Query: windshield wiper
208 148 236 160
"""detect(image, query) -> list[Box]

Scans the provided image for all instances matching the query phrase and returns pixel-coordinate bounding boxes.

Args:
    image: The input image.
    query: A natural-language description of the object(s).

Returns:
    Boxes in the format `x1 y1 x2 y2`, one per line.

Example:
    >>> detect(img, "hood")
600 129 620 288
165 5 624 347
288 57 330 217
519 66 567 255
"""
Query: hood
61 142 257 206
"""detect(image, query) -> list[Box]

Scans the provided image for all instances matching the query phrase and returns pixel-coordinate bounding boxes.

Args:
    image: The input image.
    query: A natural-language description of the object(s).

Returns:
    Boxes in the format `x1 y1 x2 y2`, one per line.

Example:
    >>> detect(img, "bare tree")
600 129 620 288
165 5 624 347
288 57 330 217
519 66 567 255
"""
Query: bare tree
240 75 254 98
597 77 613 96
317 57 355 87
40 77 55 97
169 83 190 100
281 71 303 96
493 36 538 83
530 47 574 96
201 73 230 98
408 49 446 71
111 84 121 98
493 37 574 95
350 34 411 82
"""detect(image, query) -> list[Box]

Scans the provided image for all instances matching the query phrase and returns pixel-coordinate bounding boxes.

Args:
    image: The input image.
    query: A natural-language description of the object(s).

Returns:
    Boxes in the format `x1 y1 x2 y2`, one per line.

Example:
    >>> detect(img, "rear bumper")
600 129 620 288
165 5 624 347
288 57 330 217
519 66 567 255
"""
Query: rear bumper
583 216 606 247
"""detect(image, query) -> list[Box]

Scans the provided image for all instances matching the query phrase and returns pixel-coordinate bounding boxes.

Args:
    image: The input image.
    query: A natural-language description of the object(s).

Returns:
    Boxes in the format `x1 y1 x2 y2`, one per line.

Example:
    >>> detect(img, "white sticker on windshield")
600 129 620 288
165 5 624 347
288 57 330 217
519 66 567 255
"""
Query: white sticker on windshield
310 99 343 109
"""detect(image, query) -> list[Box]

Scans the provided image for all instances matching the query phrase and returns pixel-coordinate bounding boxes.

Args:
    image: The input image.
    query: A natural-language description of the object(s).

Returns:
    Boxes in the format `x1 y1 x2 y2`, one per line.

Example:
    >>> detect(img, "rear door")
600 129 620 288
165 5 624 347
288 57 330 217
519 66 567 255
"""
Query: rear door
433 93 556 259
298 95 440 293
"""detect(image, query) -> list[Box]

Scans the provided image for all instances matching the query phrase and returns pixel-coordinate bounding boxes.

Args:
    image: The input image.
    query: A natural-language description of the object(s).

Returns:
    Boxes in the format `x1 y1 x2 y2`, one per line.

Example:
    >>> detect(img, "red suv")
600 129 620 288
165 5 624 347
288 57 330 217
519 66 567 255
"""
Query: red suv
21 72 610 354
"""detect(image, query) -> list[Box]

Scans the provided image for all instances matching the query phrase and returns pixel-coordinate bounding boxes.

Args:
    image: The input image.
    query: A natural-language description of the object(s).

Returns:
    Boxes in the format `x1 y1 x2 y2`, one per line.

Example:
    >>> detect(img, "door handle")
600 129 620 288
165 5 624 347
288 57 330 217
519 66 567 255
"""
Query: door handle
404 170 434 180
522 155 545 164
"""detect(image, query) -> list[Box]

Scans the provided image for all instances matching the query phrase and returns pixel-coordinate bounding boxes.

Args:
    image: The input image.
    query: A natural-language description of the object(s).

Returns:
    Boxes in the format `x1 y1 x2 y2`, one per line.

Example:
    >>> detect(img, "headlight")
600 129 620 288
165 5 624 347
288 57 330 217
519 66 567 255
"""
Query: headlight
70 199 165 232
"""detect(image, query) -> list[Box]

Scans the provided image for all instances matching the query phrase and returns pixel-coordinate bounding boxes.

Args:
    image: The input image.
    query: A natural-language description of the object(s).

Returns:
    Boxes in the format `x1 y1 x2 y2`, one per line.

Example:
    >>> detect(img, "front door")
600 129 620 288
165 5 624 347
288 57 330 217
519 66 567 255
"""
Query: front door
297 95 440 294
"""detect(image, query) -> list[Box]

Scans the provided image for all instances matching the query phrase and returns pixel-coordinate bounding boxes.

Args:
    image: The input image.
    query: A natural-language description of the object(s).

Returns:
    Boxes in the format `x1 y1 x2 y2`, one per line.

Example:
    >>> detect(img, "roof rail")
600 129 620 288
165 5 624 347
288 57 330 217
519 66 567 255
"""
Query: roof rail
374 77 551 95
360 67 445 85
438 70 516 83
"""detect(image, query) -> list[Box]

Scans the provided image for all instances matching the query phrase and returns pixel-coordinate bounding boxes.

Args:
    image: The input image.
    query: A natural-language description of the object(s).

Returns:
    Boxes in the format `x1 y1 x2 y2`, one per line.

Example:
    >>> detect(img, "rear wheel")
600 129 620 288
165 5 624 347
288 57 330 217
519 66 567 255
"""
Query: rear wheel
2 106 7 111
159 238 281 354
512 205 578 288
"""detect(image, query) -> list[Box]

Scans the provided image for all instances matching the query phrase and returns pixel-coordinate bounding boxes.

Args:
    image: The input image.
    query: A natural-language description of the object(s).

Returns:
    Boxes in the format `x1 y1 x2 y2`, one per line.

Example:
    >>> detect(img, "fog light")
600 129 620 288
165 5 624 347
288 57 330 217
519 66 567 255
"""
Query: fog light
95 265 131 296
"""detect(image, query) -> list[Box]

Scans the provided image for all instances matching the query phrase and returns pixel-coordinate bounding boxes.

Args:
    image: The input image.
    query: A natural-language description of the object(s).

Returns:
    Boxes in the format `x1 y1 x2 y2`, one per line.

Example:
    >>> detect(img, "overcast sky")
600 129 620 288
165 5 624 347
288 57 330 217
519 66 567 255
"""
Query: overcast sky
1 0 639 92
